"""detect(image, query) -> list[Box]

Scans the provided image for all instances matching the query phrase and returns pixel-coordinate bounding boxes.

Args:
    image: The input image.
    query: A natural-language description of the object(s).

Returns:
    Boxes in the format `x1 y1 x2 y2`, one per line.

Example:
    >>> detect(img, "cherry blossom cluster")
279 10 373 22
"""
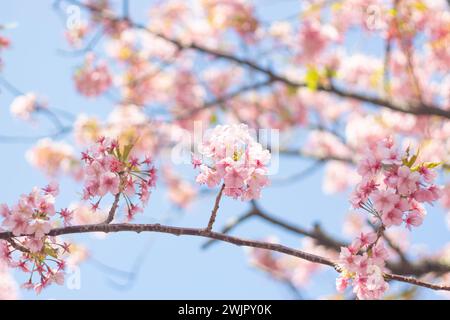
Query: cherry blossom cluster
193 124 270 201
337 137 443 299
0 184 71 293
9 92 38 121
81 137 157 220
351 137 442 228
336 234 390 300
65 21 89 48
162 166 197 209
74 53 112 97
26 138 81 178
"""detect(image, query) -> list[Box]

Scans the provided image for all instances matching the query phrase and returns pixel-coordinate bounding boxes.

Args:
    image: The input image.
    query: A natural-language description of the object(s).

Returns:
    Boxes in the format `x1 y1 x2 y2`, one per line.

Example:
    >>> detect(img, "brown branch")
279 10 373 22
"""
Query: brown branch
251 201 346 251
202 209 256 249
0 127 72 144
0 222 448 291
206 184 225 231
0 223 336 266
7 238 29 253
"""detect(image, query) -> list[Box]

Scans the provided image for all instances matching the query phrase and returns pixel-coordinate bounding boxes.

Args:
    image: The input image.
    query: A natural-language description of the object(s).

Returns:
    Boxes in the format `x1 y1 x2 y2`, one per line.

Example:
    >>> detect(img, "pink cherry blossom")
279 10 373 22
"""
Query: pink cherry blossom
414 185 442 203
404 210 425 230
336 276 349 293
396 166 420 196
356 154 381 178
0 184 69 292
26 220 52 239
372 190 400 214
25 238 44 253
3 213 29 236
193 124 270 201
98 172 120 196
81 137 157 218
382 209 404 227
343 137 442 299
74 53 112 97
354 232 377 249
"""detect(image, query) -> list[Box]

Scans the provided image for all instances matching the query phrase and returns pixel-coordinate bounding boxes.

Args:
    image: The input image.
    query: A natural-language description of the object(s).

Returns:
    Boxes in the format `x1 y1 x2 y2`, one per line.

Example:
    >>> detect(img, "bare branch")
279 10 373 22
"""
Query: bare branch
206 184 225 231
0 222 448 291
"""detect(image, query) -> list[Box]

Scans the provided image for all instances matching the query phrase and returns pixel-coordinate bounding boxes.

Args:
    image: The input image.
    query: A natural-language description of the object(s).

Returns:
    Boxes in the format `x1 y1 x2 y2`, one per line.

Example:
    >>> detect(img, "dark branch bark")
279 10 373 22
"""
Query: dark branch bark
103 193 122 224
0 222 448 291
206 184 225 231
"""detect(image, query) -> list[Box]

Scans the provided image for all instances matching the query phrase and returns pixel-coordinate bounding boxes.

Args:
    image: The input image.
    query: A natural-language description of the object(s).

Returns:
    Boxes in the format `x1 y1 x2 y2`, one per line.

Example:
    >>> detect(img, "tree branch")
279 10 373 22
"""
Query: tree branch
248 203 450 278
0 222 448 291
202 209 255 249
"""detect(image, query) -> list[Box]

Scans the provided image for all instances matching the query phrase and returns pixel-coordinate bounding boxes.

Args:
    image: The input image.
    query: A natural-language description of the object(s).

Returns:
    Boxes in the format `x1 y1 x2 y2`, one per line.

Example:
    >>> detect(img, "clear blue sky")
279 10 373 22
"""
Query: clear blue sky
0 0 448 300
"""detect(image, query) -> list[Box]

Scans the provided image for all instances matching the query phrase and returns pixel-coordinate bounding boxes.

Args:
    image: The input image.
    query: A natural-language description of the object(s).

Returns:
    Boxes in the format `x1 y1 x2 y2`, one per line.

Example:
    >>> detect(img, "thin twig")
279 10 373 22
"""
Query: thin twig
102 193 121 224
67 0 450 120
206 184 225 231
202 209 256 249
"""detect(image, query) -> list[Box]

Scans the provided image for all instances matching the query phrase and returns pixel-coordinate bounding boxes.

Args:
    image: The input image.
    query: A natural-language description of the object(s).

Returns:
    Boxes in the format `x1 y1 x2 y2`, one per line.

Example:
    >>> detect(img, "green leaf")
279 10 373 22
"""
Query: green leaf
210 113 218 125
122 144 134 162
423 161 443 169
115 147 122 161
44 247 59 259
305 66 320 91
325 67 337 79
407 153 418 167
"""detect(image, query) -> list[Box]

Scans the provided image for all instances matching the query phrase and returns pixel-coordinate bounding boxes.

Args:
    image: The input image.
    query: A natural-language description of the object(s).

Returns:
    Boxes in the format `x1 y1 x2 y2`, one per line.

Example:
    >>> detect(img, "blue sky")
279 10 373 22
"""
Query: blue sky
0 0 448 300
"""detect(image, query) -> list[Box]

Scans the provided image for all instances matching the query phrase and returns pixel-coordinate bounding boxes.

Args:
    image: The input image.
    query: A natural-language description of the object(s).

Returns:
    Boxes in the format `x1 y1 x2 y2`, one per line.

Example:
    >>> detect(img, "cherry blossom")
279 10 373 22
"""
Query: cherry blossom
193 124 270 201
340 137 443 299
0 184 70 293
9 92 38 121
80 137 157 220
65 21 89 48
1 0 450 300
